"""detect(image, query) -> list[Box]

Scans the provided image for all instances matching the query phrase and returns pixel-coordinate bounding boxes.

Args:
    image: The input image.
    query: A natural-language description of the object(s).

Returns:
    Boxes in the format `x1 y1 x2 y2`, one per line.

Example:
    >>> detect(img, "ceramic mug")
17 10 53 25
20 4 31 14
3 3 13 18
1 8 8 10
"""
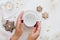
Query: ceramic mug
23 10 39 27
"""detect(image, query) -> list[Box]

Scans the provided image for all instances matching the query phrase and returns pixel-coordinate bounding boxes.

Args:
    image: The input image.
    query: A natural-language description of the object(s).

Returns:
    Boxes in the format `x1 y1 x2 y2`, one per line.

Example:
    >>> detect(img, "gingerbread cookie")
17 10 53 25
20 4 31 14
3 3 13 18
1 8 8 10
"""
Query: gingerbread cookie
3 20 15 32
36 6 42 12
5 2 13 10
42 12 48 19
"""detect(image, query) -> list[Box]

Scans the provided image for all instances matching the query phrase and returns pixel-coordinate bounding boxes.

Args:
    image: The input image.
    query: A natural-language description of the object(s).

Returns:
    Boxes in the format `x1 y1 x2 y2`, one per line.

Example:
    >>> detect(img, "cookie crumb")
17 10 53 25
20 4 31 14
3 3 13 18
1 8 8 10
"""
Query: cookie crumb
16 2 19 8
14 16 16 18
46 29 50 32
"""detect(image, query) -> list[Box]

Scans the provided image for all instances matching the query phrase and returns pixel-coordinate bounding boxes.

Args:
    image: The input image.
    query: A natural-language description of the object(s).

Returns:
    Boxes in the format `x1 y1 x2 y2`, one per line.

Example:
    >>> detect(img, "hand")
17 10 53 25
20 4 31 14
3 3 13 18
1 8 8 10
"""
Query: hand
27 21 41 40
10 12 24 40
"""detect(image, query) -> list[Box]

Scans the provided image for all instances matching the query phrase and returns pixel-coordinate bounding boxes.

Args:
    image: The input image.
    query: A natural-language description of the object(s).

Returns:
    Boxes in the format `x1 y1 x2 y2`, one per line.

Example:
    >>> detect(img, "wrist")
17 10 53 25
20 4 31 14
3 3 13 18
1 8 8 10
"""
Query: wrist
28 39 36 40
10 33 20 40
10 35 19 40
27 37 36 40
14 33 20 38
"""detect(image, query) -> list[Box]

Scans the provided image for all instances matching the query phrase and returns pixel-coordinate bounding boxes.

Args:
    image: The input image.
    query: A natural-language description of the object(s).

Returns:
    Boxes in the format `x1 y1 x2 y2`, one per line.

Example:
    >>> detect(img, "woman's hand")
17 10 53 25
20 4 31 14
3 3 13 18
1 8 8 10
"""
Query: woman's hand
10 12 24 40
27 21 41 40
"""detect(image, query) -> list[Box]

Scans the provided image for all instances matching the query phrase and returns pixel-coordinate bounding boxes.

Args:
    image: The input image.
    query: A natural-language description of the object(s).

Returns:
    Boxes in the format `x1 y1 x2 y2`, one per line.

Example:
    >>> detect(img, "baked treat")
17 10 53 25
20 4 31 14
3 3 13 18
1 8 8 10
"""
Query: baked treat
42 12 48 19
36 6 42 12
5 2 13 10
3 20 15 32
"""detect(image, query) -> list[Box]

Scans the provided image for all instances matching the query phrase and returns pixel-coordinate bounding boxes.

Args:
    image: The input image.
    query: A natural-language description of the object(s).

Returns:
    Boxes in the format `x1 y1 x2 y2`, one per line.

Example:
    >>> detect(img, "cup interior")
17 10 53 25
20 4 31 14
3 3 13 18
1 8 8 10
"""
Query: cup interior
23 11 37 27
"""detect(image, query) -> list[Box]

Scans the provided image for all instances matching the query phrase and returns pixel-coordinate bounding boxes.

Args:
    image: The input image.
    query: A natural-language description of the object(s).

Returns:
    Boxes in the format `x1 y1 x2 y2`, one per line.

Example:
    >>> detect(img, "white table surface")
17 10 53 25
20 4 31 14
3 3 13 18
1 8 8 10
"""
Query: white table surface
0 0 60 40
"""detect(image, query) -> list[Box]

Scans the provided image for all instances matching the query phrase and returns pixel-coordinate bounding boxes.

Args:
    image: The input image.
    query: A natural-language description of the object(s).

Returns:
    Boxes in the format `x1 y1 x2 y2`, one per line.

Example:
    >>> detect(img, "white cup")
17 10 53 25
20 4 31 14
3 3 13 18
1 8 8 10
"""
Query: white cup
23 10 38 27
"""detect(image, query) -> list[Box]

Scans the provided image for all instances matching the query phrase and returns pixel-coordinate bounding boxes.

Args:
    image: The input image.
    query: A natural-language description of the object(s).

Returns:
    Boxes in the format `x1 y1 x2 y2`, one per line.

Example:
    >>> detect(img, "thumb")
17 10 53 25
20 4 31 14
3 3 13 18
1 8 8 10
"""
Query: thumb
31 27 36 33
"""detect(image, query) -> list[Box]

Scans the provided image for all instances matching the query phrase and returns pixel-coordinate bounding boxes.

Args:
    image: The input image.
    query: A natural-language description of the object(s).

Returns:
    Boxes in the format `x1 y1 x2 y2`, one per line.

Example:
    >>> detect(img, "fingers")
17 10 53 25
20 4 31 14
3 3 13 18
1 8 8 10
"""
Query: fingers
16 11 24 28
32 21 41 33
34 21 41 31
37 21 41 32
33 21 41 35
18 11 24 20
19 22 24 31
31 27 36 33
35 21 41 34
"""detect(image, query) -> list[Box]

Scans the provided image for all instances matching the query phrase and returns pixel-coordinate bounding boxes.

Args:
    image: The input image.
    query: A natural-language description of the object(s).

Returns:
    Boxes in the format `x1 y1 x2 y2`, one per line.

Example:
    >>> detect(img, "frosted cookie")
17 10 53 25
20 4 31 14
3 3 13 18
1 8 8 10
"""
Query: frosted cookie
36 6 42 12
5 2 13 10
42 12 48 19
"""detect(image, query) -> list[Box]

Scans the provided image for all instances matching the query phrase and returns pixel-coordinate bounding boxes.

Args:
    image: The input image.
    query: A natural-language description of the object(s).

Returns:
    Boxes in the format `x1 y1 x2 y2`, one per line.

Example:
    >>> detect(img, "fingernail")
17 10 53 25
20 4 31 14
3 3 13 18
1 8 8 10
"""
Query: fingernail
21 20 23 23
34 22 37 27
34 24 36 27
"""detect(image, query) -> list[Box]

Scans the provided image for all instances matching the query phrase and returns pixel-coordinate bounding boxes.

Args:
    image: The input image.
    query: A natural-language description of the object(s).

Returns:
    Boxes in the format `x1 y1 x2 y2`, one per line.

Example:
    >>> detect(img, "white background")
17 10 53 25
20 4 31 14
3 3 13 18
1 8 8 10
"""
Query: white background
0 0 60 40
